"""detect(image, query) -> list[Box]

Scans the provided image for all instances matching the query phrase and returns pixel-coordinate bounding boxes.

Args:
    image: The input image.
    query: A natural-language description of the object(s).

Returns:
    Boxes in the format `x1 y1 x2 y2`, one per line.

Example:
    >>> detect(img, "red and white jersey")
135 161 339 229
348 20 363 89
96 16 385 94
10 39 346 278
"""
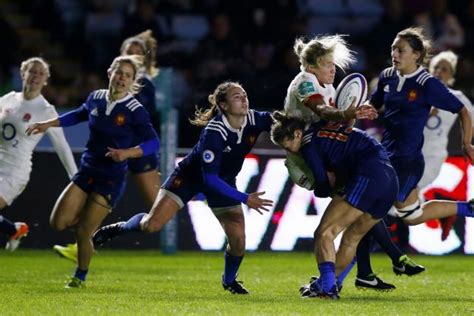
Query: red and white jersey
0 92 77 181
284 69 336 123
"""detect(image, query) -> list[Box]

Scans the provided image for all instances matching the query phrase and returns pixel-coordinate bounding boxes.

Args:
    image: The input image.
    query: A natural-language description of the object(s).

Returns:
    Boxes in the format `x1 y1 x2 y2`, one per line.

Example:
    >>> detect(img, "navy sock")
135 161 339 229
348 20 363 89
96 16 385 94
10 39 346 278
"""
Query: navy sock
356 235 374 278
337 256 356 286
456 202 473 217
0 215 16 236
318 261 336 293
122 213 147 232
74 268 88 281
370 220 403 265
223 252 243 285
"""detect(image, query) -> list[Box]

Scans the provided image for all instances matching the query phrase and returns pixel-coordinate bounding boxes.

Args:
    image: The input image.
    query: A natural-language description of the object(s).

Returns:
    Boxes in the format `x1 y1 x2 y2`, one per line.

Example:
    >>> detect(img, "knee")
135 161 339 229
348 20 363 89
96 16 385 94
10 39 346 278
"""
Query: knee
228 234 246 255
314 227 335 242
50 217 68 231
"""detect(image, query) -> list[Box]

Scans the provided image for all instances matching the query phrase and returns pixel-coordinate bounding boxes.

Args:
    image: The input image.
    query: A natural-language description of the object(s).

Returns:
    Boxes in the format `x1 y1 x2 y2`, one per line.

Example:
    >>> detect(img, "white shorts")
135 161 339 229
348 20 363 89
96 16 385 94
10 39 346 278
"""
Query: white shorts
0 172 28 206
418 155 446 189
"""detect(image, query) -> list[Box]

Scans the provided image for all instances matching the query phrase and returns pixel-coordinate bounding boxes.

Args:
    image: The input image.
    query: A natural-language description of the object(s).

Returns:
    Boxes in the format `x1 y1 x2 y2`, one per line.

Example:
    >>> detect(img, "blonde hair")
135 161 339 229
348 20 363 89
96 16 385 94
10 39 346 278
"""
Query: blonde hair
429 50 458 86
189 81 243 127
120 29 159 78
108 55 144 95
20 57 50 78
293 34 355 71
396 27 432 66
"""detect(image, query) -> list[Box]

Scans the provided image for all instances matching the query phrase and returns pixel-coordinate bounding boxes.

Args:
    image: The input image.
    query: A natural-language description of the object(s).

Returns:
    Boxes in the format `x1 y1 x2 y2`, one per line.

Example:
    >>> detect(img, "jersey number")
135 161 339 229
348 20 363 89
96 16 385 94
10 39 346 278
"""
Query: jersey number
2 123 19 147
316 122 352 142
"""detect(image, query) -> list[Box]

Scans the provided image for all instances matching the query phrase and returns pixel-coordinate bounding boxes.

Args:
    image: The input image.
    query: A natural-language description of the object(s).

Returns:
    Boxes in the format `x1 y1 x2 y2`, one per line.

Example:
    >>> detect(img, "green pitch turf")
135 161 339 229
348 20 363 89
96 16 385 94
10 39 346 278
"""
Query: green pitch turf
0 250 473 315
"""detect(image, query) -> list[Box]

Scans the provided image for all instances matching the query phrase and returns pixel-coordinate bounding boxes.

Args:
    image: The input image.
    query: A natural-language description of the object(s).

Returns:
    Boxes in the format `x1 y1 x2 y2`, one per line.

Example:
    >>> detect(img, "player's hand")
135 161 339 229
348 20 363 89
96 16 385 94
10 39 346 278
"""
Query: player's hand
462 144 474 164
105 147 130 162
25 122 51 135
354 103 378 120
246 191 273 214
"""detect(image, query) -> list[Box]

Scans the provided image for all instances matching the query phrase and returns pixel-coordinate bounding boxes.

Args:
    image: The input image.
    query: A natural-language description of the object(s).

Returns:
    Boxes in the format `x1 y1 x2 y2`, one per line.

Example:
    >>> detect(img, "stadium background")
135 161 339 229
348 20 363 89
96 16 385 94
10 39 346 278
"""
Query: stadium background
1 0 474 254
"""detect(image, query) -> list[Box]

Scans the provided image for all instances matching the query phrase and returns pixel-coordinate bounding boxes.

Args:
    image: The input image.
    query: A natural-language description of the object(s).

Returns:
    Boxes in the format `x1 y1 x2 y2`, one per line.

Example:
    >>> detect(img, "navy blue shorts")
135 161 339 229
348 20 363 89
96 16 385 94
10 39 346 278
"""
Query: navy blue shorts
72 166 126 208
128 153 160 174
345 159 399 219
390 157 425 202
162 168 241 208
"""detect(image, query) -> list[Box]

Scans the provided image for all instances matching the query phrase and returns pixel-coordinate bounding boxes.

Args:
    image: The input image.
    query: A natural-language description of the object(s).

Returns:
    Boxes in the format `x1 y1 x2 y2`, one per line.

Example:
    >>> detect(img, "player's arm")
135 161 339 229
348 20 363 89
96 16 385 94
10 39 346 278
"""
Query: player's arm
106 107 160 162
458 106 474 162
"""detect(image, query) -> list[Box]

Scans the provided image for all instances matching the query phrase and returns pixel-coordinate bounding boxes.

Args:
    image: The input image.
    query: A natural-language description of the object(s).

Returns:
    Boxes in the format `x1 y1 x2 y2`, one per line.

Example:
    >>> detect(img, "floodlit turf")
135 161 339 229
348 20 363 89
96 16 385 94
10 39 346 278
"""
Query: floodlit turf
0 250 473 315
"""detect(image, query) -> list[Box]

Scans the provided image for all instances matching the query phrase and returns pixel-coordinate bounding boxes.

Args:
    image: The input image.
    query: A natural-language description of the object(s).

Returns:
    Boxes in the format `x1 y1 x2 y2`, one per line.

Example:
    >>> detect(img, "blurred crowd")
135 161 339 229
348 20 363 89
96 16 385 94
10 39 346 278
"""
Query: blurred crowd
1 0 474 146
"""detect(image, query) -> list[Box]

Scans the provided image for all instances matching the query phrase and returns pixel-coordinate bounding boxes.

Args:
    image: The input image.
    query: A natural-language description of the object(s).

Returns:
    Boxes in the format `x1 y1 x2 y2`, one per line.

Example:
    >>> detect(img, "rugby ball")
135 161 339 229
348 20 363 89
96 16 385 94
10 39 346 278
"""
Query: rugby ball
335 73 368 110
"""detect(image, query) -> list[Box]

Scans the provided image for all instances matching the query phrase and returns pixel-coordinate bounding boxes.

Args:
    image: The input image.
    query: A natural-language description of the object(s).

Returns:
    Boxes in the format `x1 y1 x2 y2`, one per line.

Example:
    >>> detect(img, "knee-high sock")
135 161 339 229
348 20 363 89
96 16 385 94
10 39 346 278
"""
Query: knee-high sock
223 252 243 285
337 256 357 286
356 234 374 278
370 220 403 265
122 213 147 233
319 261 336 293
0 215 16 236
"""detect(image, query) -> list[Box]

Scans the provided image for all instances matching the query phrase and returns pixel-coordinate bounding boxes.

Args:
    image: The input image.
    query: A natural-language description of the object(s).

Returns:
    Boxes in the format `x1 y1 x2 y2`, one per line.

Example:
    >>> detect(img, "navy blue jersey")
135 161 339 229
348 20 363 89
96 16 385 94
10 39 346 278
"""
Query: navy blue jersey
300 122 390 197
135 76 160 132
59 89 158 173
370 67 463 160
178 110 273 181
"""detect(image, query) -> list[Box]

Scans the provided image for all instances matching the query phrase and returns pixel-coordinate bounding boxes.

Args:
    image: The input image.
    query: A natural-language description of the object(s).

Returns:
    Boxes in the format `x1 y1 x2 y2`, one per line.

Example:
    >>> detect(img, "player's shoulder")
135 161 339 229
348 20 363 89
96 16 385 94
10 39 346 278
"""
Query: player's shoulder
204 114 228 141
380 67 396 79
121 95 144 113
450 88 472 107
301 129 315 147
413 68 435 87
1 91 17 100
90 89 108 100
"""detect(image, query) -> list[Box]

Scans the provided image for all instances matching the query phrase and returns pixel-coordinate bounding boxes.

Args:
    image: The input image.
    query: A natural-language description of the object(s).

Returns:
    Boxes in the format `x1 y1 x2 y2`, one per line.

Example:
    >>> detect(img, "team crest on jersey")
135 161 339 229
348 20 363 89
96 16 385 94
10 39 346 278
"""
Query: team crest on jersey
115 113 126 126
407 89 418 102
22 113 31 122
328 97 335 108
298 81 315 95
171 176 183 188
203 150 215 163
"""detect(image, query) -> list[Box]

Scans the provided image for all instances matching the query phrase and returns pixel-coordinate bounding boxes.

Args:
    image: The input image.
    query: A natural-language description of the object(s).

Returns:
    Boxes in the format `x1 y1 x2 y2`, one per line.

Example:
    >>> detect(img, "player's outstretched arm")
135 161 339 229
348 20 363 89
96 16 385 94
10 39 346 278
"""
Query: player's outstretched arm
25 118 60 135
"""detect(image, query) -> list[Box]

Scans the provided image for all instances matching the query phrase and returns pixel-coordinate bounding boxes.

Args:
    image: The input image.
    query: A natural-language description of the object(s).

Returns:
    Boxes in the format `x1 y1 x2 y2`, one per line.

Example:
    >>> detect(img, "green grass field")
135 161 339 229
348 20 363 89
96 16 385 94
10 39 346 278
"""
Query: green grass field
1 250 473 315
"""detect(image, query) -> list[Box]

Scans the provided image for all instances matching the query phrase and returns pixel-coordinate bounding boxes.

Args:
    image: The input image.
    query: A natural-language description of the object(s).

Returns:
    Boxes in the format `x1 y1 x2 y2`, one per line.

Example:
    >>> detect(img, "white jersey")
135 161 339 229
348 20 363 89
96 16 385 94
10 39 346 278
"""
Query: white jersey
284 69 336 123
419 88 473 188
0 92 78 182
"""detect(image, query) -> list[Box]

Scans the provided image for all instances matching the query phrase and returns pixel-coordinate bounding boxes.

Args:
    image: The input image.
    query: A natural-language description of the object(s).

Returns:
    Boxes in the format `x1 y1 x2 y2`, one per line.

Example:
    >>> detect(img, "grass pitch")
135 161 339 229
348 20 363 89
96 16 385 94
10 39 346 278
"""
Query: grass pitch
0 250 473 315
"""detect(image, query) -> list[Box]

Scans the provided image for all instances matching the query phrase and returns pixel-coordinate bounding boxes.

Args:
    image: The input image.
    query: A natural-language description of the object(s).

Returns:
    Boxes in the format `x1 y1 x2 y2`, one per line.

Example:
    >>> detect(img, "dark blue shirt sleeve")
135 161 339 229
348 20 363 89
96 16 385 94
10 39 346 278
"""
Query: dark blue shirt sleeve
424 77 464 113
301 142 332 197
131 105 159 152
254 110 273 132
369 71 385 109
203 173 249 203
200 128 226 174
58 104 89 127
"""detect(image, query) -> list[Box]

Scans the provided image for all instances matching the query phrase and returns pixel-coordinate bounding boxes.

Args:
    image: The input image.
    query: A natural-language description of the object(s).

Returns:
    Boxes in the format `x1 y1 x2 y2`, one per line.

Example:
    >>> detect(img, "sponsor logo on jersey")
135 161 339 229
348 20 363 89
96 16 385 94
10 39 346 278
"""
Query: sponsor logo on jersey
383 85 390 92
91 108 99 116
223 146 232 153
22 113 31 122
298 81 315 96
408 89 418 102
115 113 126 126
202 150 215 163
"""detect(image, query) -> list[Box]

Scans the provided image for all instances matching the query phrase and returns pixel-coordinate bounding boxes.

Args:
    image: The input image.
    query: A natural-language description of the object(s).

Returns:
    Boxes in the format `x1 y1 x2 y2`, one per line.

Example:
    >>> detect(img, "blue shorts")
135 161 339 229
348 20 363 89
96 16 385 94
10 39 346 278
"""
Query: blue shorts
72 165 126 208
128 153 160 174
390 157 425 202
345 159 399 219
162 168 240 208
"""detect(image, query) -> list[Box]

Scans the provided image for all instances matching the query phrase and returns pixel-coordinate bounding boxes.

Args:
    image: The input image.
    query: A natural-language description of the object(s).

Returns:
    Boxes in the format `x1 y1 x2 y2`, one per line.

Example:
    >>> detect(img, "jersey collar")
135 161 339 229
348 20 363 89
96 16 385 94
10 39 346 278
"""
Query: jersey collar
396 66 424 79
106 92 133 104
222 114 247 133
